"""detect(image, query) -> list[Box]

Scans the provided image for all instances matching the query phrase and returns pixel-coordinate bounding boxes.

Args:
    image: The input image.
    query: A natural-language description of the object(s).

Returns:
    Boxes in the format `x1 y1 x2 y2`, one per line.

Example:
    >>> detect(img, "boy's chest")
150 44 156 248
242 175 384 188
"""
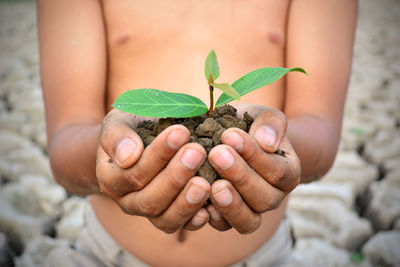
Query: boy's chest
102 0 290 50
101 0 291 107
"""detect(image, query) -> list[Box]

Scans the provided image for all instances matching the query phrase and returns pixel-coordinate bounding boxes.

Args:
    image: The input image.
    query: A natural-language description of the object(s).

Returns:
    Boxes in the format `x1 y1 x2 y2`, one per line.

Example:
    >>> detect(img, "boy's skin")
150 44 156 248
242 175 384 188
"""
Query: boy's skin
37 0 357 266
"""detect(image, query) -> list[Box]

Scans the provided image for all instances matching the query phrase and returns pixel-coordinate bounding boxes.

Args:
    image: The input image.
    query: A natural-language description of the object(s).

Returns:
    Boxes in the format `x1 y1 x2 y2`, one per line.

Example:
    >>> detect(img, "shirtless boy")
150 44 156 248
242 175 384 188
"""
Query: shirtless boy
37 0 357 266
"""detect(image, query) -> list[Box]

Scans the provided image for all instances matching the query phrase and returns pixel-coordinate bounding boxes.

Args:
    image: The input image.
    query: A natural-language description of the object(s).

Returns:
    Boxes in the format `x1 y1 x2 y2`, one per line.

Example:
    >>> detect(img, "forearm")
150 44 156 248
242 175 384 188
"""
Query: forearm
286 114 340 183
48 123 102 195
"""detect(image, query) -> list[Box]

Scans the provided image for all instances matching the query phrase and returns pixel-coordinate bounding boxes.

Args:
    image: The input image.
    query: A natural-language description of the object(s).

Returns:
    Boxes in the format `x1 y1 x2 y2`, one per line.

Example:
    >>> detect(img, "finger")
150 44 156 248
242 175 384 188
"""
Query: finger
126 143 206 217
96 146 136 197
221 129 300 192
208 145 285 213
148 177 210 233
97 124 191 194
248 108 287 153
100 109 145 168
210 180 261 234
184 208 210 231
206 204 231 232
120 125 191 191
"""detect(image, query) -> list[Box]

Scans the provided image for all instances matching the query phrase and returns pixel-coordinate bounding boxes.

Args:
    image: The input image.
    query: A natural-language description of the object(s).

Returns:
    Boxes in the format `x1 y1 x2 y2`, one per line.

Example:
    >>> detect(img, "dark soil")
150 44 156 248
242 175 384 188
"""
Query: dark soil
136 105 279 184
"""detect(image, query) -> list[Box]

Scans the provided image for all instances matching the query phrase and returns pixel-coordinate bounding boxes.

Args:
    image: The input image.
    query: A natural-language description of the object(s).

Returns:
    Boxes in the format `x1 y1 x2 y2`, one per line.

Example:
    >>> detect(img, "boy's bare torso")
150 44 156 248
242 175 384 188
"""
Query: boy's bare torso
92 0 291 266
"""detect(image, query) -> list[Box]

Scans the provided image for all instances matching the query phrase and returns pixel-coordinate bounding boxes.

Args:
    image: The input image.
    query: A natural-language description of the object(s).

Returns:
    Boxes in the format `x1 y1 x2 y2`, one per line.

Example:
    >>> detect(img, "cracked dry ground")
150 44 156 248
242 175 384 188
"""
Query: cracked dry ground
0 0 399 266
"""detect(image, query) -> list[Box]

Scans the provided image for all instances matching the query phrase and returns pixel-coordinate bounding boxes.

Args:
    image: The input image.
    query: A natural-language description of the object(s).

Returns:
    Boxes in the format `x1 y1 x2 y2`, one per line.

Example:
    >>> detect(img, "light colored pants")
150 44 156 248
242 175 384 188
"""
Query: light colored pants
46 204 299 267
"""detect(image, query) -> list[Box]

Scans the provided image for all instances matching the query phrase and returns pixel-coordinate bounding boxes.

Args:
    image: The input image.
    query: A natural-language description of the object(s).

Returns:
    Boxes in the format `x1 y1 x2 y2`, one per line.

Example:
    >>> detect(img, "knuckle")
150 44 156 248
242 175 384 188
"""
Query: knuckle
117 197 138 215
210 221 231 232
269 200 282 211
136 198 163 217
174 204 193 219
253 201 267 214
125 171 145 190
163 226 179 234
154 221 179 234
232 168 250 187
118 203 137 216
268 193 283 210
238 215 261 234
255 191 281 213
243 145 259 166
151 150 170 166
265 195 282 211
268 164 285 185
214 223 232 232
165 173 186 191
163 227 179 234
220 199 243 218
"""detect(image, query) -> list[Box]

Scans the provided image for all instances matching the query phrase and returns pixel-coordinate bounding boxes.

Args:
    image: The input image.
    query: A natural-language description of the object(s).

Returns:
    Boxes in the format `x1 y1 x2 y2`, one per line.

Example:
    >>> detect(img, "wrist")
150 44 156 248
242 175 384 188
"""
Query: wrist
48 122 102 195
286 114 339 183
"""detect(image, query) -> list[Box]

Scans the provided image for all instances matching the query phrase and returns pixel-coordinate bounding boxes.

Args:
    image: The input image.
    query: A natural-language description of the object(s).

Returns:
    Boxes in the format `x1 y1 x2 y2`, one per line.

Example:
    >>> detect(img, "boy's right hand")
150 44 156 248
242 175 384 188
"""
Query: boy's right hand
96 109 211 233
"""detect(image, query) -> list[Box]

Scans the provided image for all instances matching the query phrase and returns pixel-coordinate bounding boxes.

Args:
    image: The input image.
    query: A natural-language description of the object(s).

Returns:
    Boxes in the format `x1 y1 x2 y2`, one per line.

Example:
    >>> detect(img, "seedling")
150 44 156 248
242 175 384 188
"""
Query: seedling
112 50 307 117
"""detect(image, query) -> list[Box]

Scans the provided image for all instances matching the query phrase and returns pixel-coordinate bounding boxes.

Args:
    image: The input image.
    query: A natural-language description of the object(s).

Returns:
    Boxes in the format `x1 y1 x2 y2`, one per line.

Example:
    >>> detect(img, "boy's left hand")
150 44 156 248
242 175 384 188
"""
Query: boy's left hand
206 105 301 234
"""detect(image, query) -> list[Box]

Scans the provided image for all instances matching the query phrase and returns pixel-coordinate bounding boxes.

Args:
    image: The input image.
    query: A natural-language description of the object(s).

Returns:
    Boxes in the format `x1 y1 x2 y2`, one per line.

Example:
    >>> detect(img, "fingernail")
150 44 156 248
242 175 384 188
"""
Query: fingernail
191 212 208 226
115 138 137 165
191 216 205 226
186 184 207 204
181 148 203 170
207 205 222 221
212 149 234 170
213 185 233 207
222 132 244 150
254 125 277 147
167 129 188 149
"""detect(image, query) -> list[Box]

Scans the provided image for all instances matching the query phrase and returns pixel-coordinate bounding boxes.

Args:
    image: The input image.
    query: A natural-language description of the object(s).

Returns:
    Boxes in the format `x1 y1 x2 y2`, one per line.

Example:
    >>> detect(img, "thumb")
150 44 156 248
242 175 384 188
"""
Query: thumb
249 108 287 153
100 109 144 169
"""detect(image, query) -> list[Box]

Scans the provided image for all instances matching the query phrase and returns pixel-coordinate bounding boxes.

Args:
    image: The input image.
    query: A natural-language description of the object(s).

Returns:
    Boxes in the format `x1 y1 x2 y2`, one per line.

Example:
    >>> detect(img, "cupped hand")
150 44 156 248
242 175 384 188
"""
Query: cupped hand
206 104 301 234
96 109 211 233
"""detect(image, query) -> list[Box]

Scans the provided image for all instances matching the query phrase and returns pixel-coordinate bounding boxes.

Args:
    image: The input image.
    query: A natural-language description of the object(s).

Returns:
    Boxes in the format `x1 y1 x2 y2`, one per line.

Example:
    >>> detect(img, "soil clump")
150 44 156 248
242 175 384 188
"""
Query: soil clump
136 105 254 183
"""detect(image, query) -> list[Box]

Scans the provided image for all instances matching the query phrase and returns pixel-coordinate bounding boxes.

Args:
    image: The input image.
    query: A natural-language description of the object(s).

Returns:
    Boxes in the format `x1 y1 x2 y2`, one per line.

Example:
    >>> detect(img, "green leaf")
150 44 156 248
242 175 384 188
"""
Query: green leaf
204 49 220 83
213 83 240 101
112 89 208 118
215 67 307 107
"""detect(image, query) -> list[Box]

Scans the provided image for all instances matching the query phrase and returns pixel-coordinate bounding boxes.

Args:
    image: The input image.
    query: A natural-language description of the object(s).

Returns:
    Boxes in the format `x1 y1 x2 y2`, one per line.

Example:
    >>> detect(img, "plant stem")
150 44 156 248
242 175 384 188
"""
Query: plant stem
208 84 214 112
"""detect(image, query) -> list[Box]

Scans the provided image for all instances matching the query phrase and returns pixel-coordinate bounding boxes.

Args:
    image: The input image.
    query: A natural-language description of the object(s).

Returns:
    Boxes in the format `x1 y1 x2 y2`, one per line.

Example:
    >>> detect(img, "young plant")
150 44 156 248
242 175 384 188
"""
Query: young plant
112 50 307 118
